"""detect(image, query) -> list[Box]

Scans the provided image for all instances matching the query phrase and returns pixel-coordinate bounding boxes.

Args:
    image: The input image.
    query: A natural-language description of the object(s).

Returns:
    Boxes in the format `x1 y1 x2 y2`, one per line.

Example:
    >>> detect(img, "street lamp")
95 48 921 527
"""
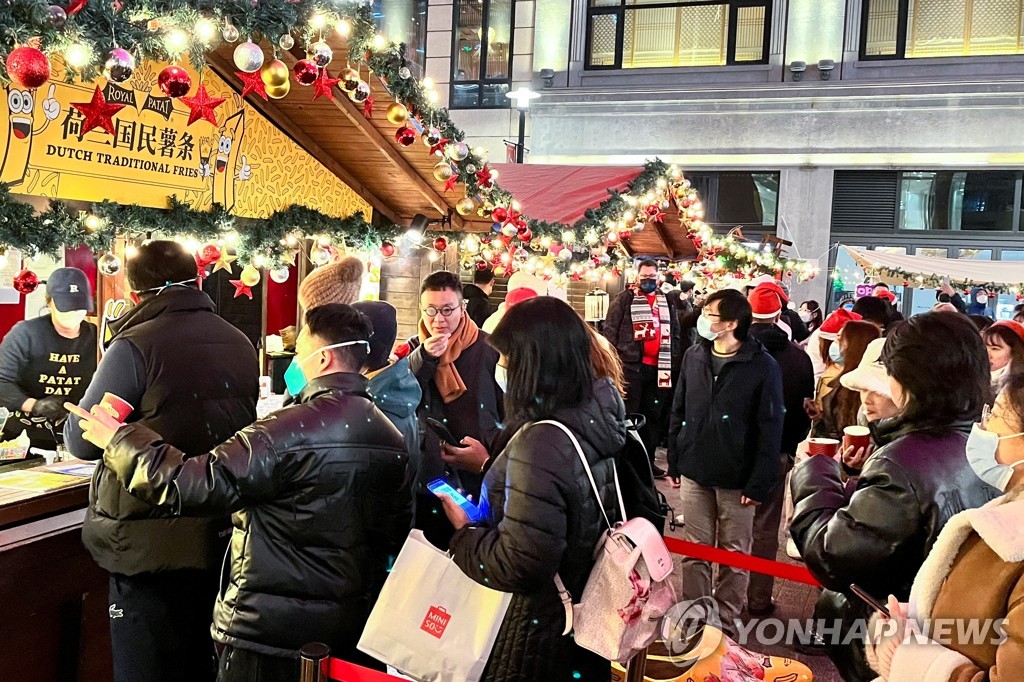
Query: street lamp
505 86 539 164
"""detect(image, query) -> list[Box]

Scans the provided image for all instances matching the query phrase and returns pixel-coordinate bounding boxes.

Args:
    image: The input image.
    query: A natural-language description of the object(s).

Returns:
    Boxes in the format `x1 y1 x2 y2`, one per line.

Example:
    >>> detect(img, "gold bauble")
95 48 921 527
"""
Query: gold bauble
266 80 290 100
261 59 289 87
456 196 475 216
385 102 409 125
433 161 454 182
240 265 261 287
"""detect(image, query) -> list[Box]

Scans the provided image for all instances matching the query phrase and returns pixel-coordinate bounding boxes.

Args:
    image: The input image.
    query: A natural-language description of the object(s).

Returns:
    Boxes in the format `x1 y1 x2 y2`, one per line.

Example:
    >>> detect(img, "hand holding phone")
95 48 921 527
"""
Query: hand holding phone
850 583 890 618
428 479 483 524
426 418 461 446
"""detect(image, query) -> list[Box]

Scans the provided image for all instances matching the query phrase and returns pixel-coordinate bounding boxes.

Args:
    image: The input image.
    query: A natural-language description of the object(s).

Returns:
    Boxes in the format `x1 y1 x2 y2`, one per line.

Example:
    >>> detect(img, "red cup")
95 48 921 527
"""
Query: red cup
843 426 871 452
807 438 840 457
99 392 133 422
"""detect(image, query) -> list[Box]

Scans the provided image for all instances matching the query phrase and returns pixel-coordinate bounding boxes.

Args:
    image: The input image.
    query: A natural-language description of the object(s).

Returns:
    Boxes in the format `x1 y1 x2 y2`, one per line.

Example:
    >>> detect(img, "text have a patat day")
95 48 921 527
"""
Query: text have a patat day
44 145 200 178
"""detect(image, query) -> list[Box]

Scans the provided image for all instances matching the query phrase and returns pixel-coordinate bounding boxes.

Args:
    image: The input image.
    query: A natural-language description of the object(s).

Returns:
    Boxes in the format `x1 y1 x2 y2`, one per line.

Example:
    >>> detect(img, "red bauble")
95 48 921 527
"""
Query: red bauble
380 241 396 258
433 236 448 252
491 207 508 224
618 229 632 241
13 269 39 295
476 260 489 271
517 227 532 242
65 0 88 16
158 65 192 98
293 60 319 86
6 47 51 89
395 126 417 147
200 244 221 266
515 217 528 229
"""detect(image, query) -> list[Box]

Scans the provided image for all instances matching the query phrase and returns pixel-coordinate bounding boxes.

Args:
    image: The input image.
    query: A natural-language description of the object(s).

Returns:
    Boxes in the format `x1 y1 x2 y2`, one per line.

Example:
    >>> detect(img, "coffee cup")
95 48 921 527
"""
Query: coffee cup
807 438 840 457
843 426 871 452
99 392 133 422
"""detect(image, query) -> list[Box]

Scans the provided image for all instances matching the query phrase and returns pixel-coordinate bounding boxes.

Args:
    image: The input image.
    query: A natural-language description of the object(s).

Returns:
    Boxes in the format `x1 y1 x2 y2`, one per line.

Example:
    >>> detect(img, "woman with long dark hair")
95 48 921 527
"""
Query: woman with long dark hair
440 297 626 681
799 300 823 333
791 311 999 681
983 320 1024 392
812 320 879 439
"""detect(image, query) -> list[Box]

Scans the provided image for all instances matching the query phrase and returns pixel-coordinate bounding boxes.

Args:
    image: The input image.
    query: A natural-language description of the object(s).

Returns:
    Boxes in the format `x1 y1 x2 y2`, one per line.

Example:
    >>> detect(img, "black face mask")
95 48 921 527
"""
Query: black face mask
639 279 658 294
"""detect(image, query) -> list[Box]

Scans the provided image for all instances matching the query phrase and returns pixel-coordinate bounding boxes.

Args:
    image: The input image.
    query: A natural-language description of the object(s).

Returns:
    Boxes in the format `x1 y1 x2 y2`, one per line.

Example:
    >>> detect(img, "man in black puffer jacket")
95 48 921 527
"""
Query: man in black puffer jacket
68 304 412 680
66 241 259 682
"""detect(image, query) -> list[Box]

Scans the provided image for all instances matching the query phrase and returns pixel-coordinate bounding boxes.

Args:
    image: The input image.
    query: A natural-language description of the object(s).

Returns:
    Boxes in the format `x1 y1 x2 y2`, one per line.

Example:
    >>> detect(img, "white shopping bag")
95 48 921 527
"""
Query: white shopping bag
358 529 512 682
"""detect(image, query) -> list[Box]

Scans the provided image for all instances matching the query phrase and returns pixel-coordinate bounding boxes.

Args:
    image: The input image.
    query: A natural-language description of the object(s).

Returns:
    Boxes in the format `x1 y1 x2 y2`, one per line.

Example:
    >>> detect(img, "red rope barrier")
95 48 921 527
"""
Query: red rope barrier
663 536 822 587
326 659 407 682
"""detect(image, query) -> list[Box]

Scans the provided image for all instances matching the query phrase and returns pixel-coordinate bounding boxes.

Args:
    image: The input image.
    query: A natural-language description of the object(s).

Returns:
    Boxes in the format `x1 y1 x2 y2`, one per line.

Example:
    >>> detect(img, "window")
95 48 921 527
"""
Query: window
862 0 1024 60
451 0 514 108
685 171 779 229
585 0 771 70
373 0 428 68
900 171 1016 231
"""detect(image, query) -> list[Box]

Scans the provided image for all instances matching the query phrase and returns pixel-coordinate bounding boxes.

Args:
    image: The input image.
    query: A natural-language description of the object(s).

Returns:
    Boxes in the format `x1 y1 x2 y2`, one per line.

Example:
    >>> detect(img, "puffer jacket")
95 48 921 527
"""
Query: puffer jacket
367 356 422 477
102 372 413 658
790 419 999 681
449 378 628 682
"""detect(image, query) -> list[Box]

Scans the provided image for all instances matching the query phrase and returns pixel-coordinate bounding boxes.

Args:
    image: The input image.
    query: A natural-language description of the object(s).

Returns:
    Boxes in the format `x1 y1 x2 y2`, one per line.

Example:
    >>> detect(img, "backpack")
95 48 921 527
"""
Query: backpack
619 414 672 534
538 420 677 664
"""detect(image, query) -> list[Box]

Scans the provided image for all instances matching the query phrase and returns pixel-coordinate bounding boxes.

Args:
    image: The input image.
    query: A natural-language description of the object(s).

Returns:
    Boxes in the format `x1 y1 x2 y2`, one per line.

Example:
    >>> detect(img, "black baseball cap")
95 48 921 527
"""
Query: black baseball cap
46 267 94 313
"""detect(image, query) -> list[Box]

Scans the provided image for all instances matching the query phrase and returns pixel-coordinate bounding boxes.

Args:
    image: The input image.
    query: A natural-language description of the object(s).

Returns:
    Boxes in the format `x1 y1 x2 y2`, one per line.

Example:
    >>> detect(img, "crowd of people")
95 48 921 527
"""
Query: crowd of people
4 240 1023 682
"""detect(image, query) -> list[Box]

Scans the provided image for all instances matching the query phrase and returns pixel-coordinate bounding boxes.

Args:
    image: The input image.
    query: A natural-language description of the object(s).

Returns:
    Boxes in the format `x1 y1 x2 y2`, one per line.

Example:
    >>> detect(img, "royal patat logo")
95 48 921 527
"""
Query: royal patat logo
69 284 78 292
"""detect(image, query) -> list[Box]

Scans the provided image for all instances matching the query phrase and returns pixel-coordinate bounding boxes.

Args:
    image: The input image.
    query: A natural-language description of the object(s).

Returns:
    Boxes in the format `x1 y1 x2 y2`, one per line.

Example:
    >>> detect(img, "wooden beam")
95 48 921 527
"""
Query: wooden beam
206 53 400 225
650 219 681 260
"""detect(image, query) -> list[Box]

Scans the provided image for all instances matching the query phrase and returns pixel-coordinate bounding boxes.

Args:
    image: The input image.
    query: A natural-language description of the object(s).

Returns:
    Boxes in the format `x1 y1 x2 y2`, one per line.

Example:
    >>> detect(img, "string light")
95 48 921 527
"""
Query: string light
64 43 91 69
309 13 328 31
163 28 189 55
336 19 352 37
372 35 387 50
194 18 218 46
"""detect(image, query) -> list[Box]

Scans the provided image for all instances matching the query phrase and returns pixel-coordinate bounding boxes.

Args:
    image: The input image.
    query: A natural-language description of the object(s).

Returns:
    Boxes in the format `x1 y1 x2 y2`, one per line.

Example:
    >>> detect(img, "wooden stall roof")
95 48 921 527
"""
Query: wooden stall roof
208 38 494 233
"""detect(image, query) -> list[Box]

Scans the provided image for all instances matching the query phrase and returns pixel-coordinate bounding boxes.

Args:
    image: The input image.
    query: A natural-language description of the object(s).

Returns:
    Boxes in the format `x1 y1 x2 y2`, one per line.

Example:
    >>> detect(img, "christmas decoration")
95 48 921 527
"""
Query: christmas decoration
6 47 51 89
233 41 264 73
475 166 493 188
198 243 221 265
13 269 39 295
239 264 260 287
309 244 331 266
212 252 237 273
97 252 122 276
180 83 225 126
48 6 67 28
230 279 253 299
307 40 333 68
432 162 454 182
222 24 240 43
363 94 374 118
455 197 475 216
433 236 448 252
158 65 191 98
349 81 371 102
293 59 318 86
380 241 396 258
340 68 360 92
394 126 416 147
447 142 470 161
269 266 290 283
311 68 341 101
261 59 289 87
71 86 126 136
278 34 295 50
236 69 267 100
385 102 408 125
429 137 450 156
103 48 135 83
65 0 87 16
266 80 290 100
424 127 442 147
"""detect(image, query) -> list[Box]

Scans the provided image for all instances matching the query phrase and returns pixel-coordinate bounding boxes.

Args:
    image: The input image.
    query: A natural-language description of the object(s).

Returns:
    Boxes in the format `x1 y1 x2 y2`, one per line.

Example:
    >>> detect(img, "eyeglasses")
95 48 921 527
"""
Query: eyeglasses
701 309 722 320
422 304 462 318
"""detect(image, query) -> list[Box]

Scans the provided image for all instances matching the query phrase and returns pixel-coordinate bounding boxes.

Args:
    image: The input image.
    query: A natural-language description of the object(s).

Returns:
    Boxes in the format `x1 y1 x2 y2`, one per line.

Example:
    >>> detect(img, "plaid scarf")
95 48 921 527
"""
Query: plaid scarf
631 290 672 388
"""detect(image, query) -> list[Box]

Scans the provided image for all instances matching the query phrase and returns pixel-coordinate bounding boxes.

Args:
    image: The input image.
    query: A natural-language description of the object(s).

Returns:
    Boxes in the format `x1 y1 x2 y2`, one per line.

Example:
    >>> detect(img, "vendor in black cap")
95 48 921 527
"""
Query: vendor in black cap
0 267 97 452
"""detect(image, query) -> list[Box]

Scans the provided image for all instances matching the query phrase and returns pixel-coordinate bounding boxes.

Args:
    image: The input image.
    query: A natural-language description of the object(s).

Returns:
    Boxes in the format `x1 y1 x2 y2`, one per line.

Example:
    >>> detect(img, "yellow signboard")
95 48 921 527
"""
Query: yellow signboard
0 59 370 221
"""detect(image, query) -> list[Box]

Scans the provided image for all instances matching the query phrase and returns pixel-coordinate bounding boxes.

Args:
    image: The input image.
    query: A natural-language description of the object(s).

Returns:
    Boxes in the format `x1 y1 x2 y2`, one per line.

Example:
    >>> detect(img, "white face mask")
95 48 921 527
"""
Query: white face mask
696 314 718 341
992 365 1010 385
977 294 990 305
51 309 87 328
494 365 507 393
966 423 1024 492
799 310 812 323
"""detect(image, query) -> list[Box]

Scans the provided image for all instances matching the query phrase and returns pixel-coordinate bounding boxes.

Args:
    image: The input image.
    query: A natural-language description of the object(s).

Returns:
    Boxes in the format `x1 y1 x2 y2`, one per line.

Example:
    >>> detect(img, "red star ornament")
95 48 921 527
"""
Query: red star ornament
429 138 450 156
475 165 493 188
235 70 267 101
444 174 459 193
71 86 126 137
180 84 226 127
230 279 253 299
312 68 342 101
363 94 374 119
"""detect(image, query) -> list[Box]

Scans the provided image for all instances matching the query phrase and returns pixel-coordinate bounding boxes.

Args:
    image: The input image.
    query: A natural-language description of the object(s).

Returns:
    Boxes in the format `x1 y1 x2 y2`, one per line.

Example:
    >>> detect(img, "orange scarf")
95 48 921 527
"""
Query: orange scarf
418 315 481 403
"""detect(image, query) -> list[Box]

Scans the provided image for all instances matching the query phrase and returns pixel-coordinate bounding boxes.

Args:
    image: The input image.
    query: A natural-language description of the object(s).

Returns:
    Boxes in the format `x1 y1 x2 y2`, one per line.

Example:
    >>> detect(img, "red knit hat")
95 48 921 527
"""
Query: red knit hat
748 287 782 319
991 320 1024 346
505 287 538 308
818 308 863 340
755 280 789 305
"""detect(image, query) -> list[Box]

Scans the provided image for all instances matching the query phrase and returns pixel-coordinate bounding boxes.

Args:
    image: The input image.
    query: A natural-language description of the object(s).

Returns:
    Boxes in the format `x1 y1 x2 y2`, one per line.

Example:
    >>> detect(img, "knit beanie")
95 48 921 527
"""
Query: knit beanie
351 301 398 372
299 256 364 310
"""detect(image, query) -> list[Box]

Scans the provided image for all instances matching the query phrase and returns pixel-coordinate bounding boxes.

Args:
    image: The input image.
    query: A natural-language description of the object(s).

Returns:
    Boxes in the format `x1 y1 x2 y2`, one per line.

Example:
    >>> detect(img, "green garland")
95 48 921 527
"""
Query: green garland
862 264 1024 295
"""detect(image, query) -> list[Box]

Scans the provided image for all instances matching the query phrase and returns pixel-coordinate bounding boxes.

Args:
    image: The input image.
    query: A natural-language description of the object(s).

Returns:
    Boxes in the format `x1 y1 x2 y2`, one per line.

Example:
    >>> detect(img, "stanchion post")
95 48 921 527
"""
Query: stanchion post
625 647 648 682
299 642 331 682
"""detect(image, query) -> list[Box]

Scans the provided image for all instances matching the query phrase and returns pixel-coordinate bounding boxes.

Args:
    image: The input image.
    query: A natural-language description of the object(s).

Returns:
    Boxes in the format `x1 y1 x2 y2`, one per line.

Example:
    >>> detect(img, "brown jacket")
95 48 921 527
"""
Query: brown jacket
870 485 1024 681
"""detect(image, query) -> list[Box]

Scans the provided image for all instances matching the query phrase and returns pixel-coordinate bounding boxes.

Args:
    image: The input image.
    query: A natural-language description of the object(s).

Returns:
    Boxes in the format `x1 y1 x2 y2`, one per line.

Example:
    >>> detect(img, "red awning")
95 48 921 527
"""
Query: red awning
489 164 641 225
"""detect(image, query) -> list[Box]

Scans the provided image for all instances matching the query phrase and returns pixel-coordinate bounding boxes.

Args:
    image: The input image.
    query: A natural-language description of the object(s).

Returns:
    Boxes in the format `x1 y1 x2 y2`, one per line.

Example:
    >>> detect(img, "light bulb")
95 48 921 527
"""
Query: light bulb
65 43 90 69
224 231 239 245
163 29 190 54
309 13 328 30
253 254 267 268
405 229 423 244
372 34 388 50
422 77 435 90
125 244 139 259
194 18 218 46
426 90 439 104
336 20 352 37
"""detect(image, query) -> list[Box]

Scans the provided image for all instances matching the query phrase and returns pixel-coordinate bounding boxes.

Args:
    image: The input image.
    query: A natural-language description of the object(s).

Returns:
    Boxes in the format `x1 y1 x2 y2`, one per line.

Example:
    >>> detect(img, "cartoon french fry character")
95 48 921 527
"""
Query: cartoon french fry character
0 84 60 186
212 108 246 211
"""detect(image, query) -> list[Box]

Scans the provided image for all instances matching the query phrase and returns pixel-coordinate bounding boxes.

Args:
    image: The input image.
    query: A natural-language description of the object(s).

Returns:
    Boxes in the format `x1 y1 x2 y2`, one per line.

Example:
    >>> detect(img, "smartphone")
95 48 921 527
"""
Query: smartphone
427 479 483 523
426 418 461 447
850 584 890 618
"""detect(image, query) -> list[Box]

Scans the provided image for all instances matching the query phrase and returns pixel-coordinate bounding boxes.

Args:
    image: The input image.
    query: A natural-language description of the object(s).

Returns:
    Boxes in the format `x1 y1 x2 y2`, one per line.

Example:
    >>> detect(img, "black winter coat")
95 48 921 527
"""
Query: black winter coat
747 323 814 457
603 289 683 373
464 284 496 328
450 378 627 682
103 372 412 658
667 339 785 502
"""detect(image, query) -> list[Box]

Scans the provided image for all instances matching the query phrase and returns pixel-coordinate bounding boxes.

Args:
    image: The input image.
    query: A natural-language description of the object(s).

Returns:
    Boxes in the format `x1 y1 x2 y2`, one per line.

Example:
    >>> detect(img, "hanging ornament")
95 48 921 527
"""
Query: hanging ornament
398 65 412 79
433 162 454 182
340 68 360 92
307 40 333 68
517 227 532 242
97 253 122 276
385 102 409 125
103 48 135 83
236 69 267 100
349 81 371 102
158 65 192 98
429 137 451 156
363 94 374 118
618 229 632 241
433 237 448 252
447 141 470 161
213 252 237 274
293 59 319 86
633 222 645 232
491 207 508 223
395 126 416 147
240 265 261 287
269 266 290 284
71 86 126 136
13 269 39 295
47 5 67 28
559 249 574 262
311 68 341 101
180 83 225 126
456 197 475 216
222 24 240 43
278 34 295 50
475 166 493 188
229 280 253 299
6 47 51 89
233 41 264 73
261 59 289 88
501 224 518 238
476 260 489 271
199 243 221 265
266 80 290 100
380 242 396 258
309 245 331 266
424 127 442 147
65 0 87 15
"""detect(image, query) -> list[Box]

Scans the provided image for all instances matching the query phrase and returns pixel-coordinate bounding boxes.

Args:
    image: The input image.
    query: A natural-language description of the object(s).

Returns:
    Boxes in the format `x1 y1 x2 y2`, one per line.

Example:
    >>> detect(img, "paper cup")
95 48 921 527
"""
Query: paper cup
100 392 133 422
807 438 840 457
843 426 871 452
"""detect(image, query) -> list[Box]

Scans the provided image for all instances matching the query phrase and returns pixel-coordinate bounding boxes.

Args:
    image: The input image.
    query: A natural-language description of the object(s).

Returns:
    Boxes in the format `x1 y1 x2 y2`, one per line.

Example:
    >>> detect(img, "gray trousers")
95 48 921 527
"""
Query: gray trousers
747 454 793 611
678 477 757 633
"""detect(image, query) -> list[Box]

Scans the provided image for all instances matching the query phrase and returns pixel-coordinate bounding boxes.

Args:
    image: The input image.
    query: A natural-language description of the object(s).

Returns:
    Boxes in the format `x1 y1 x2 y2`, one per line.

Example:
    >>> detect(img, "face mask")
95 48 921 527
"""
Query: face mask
966 423 1024 492
992 365 1010 385
52 309 87 328
696 314 718 341
639 279 658 295
660 283 674 294
283 340 370 396
977 294 989 305
494 365 507 393
829 343 844 365
799 310 812 323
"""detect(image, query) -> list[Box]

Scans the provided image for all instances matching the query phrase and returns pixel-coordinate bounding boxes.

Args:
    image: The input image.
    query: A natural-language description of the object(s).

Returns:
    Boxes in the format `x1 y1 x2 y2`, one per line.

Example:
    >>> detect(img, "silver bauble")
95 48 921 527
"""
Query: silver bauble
233 41 265 73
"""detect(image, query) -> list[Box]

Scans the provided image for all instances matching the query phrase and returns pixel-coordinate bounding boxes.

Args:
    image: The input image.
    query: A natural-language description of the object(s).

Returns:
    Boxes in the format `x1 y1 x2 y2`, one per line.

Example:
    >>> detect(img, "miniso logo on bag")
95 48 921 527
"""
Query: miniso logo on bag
420 605 450 639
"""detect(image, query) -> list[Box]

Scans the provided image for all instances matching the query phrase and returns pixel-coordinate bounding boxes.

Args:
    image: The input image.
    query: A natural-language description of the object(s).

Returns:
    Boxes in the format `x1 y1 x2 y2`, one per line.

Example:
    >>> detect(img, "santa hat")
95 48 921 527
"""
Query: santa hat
875 289 897 304
298 256 364 310
506 287 538 307
818 308 863 340
748 287 782 320
755 280 789 306
991 320 1024 346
